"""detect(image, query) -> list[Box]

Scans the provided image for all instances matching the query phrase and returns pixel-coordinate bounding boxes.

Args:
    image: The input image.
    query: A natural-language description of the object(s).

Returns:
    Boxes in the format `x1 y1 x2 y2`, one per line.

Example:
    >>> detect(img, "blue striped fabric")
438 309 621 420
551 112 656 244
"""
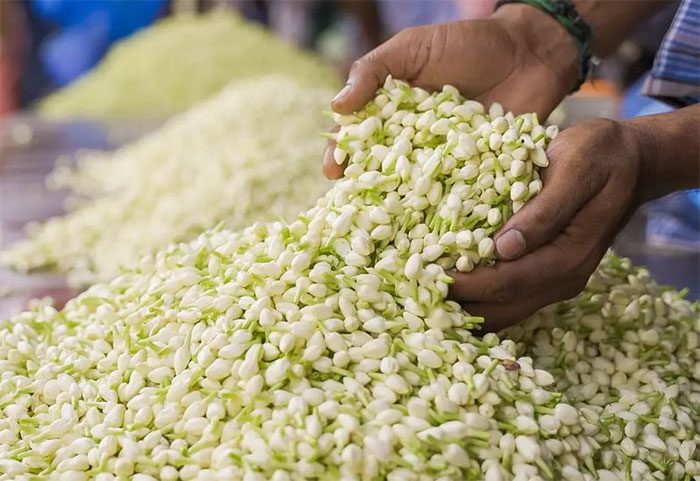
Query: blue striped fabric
642 0 700 106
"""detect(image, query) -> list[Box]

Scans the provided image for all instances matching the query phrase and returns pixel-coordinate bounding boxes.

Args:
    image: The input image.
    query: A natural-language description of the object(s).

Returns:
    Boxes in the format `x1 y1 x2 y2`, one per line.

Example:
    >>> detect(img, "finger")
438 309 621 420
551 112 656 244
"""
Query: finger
494 144 599 260
331 30 418 114
458 254 588 331
449 241 570 304
460 299 545 333
331 56 390 115
454 181 615 305
461 281 574 332
322 127 345 179
461 236 601 331
453 181 617 327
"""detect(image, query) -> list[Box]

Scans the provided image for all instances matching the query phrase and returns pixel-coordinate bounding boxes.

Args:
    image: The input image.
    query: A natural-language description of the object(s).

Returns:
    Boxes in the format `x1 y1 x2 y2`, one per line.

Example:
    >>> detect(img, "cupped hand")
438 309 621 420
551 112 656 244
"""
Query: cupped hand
323 5 578 179
449 118 647 331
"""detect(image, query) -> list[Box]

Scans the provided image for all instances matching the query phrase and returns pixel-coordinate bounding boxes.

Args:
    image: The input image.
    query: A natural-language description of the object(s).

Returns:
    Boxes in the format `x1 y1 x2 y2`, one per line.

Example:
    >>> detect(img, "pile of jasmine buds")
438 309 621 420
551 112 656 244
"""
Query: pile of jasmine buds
1 76 333 287
0 77 696 481
506 253 699 481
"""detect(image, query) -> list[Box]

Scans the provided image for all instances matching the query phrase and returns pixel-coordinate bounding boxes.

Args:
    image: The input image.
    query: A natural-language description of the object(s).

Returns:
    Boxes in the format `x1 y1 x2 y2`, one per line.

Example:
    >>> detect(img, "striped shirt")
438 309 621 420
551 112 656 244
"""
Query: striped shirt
642 0 700 107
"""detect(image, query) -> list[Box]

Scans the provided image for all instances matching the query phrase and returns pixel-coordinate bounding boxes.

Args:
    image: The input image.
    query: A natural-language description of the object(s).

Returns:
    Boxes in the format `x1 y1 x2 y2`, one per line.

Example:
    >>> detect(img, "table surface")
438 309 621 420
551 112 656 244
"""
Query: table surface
0 115 163 317
1 114 698 319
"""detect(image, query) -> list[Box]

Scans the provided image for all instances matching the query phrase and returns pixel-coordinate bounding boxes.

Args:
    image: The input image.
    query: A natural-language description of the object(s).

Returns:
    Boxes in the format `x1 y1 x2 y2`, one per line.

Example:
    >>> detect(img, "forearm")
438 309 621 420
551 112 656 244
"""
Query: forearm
628 104 700 202
574 0 671 57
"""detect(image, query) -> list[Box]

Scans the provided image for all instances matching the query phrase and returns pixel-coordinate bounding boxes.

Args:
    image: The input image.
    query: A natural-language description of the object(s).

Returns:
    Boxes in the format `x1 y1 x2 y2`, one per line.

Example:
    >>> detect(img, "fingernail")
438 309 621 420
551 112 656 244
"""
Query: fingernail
496 229 526 259
333 84 351 103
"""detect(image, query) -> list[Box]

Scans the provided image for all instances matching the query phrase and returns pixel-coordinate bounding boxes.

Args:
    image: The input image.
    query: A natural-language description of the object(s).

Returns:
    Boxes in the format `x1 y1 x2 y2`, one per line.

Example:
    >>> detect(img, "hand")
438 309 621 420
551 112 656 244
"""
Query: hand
323 4 579 179
449 118 646 331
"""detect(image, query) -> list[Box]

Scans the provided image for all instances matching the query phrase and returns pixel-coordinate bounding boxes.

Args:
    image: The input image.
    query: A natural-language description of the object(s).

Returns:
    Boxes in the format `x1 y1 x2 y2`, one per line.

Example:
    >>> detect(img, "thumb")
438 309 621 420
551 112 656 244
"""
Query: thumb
495 171 589 260
331 30 419 115
331 54 390 115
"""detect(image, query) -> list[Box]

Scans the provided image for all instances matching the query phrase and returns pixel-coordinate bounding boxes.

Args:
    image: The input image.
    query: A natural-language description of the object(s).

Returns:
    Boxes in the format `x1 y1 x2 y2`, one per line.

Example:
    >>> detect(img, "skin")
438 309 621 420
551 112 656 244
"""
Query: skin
323 1 700 329
454 105 700 330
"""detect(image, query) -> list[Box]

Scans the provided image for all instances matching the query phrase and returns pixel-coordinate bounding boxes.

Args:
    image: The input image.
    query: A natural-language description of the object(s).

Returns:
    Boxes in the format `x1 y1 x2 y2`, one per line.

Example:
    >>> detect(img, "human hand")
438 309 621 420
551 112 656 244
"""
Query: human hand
449 118 647 331
323 4 579 179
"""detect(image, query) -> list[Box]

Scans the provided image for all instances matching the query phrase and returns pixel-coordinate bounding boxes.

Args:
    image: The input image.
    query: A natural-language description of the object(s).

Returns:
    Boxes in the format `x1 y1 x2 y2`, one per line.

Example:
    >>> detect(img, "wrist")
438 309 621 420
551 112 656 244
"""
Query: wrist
622 119 659 205
492 4 579 97
625 106 700 203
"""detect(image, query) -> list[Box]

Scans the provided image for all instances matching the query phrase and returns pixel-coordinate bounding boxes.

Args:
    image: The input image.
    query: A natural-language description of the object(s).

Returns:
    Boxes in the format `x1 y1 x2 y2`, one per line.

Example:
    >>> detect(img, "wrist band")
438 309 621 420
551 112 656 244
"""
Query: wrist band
494 0 592 92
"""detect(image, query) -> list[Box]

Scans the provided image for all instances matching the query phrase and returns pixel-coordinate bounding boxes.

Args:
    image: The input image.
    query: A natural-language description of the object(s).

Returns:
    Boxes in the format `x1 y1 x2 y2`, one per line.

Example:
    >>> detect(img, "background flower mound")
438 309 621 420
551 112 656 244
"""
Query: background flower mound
0 78 697 481
1 76 334 286
37 12 341 118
